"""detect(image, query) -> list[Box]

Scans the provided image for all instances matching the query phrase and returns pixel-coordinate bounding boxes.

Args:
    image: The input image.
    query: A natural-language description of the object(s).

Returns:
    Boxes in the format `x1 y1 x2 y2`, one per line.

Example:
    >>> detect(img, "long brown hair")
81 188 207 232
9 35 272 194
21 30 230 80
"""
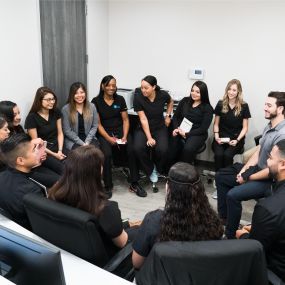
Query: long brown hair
29 87 57 113
48 145 106 215
159 162 223 242
67 82 92 126
222 79 244 116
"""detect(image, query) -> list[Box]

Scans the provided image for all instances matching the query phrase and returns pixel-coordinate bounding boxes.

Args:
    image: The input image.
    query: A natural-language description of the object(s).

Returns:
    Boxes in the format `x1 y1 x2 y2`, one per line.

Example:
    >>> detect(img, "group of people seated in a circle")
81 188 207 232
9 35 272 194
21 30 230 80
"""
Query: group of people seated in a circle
0 76 285 282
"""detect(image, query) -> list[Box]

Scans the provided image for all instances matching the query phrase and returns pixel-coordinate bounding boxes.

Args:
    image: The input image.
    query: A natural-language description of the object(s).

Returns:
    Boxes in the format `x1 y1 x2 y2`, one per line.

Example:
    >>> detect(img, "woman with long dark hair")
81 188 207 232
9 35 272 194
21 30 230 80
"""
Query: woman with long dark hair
62 82 99 151
25 87 65 175
0 101 24 134
0 116 10 171
170 80 213 164
49 145 131 258
132 162 223 269
92 75 146 198
133 75 173 190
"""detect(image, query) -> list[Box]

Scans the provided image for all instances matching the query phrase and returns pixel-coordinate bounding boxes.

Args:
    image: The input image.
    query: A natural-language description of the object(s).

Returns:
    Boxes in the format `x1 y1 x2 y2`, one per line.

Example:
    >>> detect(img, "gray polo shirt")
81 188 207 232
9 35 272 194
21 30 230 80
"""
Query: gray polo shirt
258 119 285 168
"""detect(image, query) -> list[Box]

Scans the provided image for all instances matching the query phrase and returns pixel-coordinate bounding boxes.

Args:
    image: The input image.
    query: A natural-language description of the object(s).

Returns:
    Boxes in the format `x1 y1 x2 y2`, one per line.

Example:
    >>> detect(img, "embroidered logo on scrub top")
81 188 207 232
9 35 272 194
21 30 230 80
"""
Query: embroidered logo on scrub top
113 105 120 109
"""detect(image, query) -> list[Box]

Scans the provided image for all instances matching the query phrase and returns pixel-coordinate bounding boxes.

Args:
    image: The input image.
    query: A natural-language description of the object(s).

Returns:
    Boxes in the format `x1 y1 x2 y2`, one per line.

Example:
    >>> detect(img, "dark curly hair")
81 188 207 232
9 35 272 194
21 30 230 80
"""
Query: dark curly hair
159 162 223 241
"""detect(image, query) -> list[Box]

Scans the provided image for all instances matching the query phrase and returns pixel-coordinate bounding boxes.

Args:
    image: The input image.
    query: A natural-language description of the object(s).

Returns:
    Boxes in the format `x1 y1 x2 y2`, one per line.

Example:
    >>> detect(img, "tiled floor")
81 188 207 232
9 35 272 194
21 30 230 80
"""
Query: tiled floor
110 167 255 225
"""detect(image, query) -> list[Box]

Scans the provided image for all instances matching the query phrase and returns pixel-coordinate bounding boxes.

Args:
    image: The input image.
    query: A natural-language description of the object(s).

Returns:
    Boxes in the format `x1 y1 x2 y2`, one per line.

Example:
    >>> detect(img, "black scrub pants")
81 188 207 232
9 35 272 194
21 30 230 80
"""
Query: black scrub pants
212 140 244 171
98 134 140 189
133 127 169 176
169 134 207 165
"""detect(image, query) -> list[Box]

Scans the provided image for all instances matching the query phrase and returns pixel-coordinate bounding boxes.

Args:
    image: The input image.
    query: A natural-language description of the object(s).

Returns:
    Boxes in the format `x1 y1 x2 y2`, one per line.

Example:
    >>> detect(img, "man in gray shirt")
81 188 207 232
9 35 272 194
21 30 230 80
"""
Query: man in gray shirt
216 91 285 239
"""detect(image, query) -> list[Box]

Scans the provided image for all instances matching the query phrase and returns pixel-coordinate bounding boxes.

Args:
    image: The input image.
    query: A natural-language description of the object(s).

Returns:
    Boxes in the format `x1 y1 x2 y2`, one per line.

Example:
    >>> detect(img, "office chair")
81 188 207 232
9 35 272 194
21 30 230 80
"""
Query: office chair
23 193 134 281
135 239 268 285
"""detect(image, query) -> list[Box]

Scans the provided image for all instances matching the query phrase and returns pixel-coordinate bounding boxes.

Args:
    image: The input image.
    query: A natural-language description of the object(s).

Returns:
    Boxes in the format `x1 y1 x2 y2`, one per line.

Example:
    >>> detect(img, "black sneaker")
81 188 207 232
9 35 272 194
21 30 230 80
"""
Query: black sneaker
152 184 159 193
129 182 147 197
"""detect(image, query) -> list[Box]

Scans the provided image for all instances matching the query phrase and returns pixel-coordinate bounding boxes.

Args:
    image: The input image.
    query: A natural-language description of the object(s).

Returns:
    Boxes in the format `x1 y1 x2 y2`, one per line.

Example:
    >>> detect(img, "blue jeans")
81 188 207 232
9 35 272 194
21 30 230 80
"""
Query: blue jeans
216 171 272 238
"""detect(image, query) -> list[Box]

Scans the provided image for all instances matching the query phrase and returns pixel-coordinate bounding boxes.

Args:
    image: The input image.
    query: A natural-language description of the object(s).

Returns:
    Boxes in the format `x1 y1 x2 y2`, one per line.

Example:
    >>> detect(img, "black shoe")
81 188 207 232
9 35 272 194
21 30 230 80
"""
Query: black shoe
152 184 159 193
104 187 112 199
129 182 147 197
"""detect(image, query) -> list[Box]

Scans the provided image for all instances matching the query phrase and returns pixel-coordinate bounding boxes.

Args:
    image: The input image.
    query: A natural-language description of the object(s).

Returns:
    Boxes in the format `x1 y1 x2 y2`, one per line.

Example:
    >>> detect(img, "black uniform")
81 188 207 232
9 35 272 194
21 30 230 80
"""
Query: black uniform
170 97 213 164
212 101 251 170
133 90 171 176
240 180 285 280
0 168 44 229
92 94 140 189
24 109 64 175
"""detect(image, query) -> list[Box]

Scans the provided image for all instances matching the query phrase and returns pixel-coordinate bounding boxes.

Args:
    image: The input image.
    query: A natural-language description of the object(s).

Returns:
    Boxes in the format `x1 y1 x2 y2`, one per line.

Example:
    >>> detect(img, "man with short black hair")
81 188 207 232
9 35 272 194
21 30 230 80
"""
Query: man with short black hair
216 91 285 239
236 139 285 281
0 133 45 229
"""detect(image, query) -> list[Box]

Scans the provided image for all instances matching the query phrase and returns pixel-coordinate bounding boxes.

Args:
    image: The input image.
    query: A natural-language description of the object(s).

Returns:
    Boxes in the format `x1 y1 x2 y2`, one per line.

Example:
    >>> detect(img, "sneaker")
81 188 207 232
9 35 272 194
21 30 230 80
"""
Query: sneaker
149 166 158 183
212 190 218 199
152 183 159 193
129 182 147 197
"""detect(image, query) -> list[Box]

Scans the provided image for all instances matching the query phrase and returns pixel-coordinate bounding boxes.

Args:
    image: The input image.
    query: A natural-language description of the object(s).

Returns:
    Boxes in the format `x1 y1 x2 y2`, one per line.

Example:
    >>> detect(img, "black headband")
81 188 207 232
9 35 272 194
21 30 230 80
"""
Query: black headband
168 176 201 186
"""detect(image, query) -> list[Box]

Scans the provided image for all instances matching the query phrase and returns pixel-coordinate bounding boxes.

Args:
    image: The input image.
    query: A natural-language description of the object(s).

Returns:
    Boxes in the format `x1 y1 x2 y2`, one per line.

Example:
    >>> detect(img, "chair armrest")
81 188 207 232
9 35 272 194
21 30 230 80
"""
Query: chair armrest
103 242 133 272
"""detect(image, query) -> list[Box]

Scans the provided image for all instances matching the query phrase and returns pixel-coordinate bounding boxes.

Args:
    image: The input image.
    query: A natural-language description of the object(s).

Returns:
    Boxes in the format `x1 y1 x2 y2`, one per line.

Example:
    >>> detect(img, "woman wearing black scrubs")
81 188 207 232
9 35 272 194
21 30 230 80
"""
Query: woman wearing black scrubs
170 80 213 164
212 79 251 171
25 87 65 176
92 75 146 198
133 75 173 190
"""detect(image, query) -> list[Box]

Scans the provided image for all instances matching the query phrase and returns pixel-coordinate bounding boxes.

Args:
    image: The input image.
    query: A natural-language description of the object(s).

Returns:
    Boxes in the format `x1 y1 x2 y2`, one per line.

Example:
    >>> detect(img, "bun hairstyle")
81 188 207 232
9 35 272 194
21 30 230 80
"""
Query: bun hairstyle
142 75 161 91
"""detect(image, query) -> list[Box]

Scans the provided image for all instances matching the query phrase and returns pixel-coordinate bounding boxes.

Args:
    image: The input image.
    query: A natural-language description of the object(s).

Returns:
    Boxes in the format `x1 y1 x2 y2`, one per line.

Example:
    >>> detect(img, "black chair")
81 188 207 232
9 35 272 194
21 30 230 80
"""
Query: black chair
135 239 268 285
23 193 134 281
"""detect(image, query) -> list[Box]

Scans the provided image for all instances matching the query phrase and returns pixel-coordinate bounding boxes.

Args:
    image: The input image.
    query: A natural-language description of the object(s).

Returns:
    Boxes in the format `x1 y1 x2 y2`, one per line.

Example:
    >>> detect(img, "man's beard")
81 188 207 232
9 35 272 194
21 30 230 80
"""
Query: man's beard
268 168 278 180
266 111 277 120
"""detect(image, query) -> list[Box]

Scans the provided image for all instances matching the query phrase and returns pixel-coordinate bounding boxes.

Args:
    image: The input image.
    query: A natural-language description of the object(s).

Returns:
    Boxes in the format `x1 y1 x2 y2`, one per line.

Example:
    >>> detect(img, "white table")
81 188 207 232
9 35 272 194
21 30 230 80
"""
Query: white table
0 215 132 285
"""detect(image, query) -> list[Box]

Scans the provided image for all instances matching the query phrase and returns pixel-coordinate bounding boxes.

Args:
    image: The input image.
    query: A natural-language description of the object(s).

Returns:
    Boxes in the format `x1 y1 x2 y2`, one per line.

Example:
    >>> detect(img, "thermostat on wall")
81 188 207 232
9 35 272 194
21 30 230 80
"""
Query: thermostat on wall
188 68 204 80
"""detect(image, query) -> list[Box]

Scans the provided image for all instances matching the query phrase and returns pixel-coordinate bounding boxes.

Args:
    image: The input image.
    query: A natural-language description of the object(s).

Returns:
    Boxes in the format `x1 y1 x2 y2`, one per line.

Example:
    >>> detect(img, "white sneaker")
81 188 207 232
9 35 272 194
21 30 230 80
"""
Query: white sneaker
149 166 158 183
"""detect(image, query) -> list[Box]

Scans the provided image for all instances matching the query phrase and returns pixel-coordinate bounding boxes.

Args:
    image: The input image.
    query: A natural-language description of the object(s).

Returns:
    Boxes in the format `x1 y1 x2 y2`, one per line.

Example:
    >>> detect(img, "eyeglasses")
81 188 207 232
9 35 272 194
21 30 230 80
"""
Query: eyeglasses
42 98 55 102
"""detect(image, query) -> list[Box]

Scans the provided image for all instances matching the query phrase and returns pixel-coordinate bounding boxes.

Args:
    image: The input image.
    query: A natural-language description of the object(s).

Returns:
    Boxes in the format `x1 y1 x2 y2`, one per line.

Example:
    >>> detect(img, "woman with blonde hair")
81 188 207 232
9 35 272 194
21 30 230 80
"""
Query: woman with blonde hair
61 82 99 151
212 79 251 171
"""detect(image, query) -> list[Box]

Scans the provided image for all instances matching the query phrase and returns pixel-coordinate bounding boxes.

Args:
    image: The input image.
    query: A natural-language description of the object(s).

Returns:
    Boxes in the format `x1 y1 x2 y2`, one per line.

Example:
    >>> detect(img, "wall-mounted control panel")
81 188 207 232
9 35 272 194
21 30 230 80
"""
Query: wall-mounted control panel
188 68 204 80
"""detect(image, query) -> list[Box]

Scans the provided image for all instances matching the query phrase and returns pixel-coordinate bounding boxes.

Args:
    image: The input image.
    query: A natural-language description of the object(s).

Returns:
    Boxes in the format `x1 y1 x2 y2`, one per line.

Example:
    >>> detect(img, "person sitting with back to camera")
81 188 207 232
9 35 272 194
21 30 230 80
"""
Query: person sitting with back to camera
169 80 213 166
212 79 251 171
61 81 99 152
92 75 146 198
132 162 223 269
133 75 174 192
48 145 139 259
0 133 46 229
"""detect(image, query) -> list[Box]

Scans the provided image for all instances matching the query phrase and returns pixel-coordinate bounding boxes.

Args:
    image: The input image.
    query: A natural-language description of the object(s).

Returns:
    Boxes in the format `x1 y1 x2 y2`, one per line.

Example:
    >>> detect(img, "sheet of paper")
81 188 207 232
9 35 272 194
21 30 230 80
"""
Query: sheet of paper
116 139 126 145
179 117 193 133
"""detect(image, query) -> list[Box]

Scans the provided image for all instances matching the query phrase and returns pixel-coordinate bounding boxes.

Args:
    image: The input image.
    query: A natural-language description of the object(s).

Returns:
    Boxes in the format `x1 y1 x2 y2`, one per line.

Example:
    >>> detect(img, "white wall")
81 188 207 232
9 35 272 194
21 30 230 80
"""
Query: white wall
0 0 108 120
86 0 109 99
0 0 43 121
108 1 285 158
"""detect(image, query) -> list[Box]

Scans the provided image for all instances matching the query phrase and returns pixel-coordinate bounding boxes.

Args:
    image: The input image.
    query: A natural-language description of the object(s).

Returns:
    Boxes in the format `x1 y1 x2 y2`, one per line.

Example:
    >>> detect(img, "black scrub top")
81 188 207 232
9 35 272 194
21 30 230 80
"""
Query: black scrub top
133 89 171 132
172 97 213 137
24 108 62 151
214 100 251 140
92 94 127 135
